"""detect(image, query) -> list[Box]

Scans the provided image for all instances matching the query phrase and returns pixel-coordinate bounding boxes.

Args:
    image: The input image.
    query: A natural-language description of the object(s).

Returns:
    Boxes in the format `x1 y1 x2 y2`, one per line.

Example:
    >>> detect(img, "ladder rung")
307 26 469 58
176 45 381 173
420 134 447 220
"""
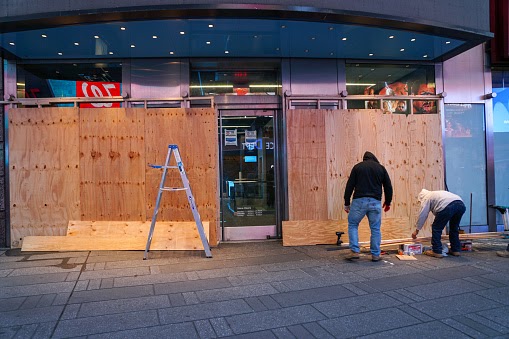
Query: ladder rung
161 187 187 191
149 165 179 169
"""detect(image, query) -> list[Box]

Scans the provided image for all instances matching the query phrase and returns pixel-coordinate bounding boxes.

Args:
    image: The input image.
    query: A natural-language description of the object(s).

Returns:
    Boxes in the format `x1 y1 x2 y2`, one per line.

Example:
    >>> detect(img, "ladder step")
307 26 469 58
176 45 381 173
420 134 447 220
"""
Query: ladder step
161 187 187 191
149 165 178 169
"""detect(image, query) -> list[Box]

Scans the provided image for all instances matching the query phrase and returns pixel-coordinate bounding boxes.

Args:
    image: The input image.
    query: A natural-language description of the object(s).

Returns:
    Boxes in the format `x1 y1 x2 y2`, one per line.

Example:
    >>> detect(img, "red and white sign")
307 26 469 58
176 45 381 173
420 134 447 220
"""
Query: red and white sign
76 81 121 108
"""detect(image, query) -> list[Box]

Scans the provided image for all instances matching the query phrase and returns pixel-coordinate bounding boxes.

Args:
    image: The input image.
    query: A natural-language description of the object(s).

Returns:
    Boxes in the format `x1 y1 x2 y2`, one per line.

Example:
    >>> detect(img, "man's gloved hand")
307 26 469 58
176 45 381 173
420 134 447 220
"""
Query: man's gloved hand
383 203 390 212
411 229 419 239
344 205 350 213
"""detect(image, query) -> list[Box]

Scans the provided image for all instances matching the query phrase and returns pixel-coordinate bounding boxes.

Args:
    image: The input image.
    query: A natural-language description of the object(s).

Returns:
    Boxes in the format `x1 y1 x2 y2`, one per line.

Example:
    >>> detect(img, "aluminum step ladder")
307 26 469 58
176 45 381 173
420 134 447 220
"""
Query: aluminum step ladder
144 144 212 259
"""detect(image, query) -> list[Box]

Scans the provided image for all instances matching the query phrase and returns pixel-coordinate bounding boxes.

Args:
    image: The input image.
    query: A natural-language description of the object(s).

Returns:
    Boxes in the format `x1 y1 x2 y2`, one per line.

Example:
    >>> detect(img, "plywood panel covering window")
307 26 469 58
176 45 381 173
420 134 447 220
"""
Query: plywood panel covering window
284 109 444 246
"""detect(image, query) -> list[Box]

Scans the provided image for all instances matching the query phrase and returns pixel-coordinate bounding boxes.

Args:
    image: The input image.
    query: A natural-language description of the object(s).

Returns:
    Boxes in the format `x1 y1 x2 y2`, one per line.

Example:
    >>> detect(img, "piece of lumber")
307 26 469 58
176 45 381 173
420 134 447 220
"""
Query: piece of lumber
21 221 209 252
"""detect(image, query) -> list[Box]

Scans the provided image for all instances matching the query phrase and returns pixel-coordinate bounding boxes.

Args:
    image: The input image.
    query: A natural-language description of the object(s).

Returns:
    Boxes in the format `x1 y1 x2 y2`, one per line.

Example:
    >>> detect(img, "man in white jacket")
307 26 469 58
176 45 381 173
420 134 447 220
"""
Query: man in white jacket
411 189 466 258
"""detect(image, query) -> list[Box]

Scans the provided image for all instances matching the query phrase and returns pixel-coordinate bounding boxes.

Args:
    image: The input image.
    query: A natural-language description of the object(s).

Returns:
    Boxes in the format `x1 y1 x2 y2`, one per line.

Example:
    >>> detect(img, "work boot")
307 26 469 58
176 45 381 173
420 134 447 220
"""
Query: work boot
423 249 443 258
371 255 381 262
496 250 509 258
345 251 360 260
448 250 461 257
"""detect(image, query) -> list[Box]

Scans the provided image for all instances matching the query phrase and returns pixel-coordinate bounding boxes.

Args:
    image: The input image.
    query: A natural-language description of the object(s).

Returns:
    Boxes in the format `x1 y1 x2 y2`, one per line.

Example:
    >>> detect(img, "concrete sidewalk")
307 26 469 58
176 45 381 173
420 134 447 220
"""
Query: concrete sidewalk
0 238 508 338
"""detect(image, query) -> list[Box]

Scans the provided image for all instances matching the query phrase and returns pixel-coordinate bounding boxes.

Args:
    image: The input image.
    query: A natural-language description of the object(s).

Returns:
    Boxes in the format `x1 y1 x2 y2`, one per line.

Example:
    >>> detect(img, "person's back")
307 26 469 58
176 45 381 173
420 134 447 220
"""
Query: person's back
343 151 392 262
344 152 392 204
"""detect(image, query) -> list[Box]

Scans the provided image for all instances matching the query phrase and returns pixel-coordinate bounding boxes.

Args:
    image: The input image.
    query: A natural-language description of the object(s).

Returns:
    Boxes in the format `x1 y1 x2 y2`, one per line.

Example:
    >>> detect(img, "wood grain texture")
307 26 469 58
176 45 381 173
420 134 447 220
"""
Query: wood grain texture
145 108 219 245
22 221 210 251
79 108 146 221
282 218 410 246
9 108 80 247
284 109 444 246
10 108 218 249
287 110 328 220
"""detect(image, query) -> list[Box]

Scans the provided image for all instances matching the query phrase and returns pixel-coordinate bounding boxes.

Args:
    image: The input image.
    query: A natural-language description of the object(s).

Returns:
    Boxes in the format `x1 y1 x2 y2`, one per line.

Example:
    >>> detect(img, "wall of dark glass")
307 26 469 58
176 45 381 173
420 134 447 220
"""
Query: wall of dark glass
190 61 280 97
492 70 509 225
444 104 487 227
16 62 122 106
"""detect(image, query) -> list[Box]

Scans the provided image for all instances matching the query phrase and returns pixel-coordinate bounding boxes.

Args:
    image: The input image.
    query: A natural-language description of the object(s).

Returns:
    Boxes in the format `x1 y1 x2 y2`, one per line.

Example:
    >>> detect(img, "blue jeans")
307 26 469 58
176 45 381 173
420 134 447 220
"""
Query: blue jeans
431 200 466 254
348 197 382 256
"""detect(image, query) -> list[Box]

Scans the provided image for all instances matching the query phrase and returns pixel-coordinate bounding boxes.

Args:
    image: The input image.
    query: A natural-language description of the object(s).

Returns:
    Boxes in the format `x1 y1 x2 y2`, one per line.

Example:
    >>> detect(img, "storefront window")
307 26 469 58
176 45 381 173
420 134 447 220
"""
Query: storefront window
492 72 509 222
17 62 122 107
444 104 487 227
190 61 280 97
345 63 436 114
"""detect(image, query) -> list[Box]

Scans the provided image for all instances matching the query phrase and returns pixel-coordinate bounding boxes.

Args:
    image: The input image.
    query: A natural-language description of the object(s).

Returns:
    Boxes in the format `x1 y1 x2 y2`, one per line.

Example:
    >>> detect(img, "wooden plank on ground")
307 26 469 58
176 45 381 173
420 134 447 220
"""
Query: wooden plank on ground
282 218 409 246
21 221 209 251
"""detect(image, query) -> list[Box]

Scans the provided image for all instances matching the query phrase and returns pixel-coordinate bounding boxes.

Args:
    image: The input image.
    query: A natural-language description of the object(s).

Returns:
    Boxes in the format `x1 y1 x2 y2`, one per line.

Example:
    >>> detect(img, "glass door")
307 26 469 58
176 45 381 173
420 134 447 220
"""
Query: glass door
219 110 277 241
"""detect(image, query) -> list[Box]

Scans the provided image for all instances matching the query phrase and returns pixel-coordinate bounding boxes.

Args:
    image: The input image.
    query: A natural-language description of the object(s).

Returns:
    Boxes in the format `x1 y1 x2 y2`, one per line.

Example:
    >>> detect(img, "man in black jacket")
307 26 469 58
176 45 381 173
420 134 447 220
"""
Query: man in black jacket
344 151 393 262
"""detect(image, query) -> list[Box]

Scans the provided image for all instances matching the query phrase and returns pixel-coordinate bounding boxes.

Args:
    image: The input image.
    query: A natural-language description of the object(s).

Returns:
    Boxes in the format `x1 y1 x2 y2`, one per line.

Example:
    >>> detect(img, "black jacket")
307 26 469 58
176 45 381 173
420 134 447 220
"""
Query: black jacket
344 151 393 206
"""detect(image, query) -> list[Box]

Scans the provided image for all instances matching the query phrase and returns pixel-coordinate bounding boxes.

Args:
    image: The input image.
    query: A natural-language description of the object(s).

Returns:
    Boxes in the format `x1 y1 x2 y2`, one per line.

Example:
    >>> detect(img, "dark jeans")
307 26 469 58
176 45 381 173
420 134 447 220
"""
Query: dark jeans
431 200 466 254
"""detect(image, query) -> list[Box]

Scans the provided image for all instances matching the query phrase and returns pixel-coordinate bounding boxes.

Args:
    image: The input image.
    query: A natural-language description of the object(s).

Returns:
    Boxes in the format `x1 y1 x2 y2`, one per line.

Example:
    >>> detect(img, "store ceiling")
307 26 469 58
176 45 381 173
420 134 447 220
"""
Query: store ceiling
0 18 466 61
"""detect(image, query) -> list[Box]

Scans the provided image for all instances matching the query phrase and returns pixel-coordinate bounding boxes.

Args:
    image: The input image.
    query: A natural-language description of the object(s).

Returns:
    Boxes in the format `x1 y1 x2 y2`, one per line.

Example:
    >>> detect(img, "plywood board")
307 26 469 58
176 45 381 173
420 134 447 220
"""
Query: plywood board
284 109 444 246
287 110 328 220
145 108 219 245
22 221 209 251
8 108 80 247
282 218 409 246
79 108 146 221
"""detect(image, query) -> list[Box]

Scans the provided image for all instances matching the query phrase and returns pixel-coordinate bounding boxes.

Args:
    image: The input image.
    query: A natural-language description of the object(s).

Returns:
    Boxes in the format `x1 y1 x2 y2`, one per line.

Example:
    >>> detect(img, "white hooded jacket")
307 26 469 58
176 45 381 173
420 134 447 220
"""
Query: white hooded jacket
415 189 463 230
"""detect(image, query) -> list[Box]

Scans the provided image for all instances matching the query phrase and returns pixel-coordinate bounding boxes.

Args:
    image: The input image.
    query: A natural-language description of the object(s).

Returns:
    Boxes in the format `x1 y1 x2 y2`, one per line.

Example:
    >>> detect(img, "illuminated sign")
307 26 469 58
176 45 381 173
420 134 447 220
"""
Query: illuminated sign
76 81 121 108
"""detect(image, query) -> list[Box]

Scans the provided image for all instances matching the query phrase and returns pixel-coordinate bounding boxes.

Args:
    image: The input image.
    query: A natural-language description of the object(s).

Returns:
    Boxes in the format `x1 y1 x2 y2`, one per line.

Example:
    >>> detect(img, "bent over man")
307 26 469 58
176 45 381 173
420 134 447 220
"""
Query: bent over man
412 189 466 258
344 151 393 262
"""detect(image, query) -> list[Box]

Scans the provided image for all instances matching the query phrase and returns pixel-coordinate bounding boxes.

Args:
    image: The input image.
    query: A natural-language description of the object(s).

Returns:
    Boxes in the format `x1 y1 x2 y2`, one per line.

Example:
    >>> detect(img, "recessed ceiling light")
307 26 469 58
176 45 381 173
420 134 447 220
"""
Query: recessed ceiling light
446 41 451 44
152 35 158 39
206 41 211 45
94 35 99 39
311 37 316 40
58 52 63 55
281 25 286 29
276 47 280 51
388 74 392 77
130 44 135 48
330 52 334 55
9 42 14 45
109 52 113 55
369 53 374 56
120 27 126 30
74 42 79 46
180 31 185 35
208 24 214 28
400 48 405 52
411 38 416 42
169 51 174 55
225 50 229 54
371 69 374 71
389 35 394 39
305 49 309 53
329 27 334 30
42 34 47 38
254 35 258 38
423 54 428 58
342 37 347 41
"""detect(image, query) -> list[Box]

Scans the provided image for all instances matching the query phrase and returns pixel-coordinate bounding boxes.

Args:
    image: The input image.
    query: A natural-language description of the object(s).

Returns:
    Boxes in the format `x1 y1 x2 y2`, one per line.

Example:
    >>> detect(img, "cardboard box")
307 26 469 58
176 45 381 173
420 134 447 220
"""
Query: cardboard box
399 243 423 255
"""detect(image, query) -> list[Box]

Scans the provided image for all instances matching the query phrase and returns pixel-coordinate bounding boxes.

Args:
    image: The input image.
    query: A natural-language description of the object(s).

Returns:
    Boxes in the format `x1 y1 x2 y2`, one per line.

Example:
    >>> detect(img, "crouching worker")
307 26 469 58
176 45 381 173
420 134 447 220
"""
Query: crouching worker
412 189 466 258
